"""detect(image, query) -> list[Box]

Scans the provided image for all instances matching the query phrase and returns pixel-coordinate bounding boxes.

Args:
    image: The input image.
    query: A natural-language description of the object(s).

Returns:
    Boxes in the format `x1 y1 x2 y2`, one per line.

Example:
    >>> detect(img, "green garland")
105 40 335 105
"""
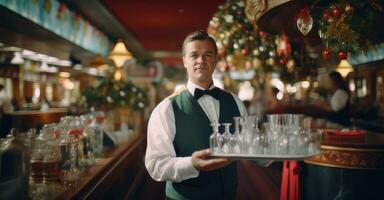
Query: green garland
83 77 148 111
316 0 383 57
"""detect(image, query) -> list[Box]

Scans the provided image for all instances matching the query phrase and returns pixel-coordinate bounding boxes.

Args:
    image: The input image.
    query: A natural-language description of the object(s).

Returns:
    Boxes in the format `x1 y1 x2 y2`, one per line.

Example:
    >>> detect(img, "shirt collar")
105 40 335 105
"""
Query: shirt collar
187 80 215 97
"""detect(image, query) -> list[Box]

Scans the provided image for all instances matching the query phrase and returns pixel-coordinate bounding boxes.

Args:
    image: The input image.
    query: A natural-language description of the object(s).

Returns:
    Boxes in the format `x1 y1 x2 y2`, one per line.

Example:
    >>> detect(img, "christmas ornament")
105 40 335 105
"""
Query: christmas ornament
338 50 348 60
276 34 292 59
345 4 354 14
318 1 383 56
332 7 341 18
322 48 331 60
259 31 267 39
279 58 287 65
323 11 331 20
241 48 248 55
296 7 313 36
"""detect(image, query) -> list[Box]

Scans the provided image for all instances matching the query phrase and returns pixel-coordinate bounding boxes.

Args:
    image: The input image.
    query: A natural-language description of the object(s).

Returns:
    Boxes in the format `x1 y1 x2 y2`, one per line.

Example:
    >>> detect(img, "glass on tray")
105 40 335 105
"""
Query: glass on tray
209 114 322 159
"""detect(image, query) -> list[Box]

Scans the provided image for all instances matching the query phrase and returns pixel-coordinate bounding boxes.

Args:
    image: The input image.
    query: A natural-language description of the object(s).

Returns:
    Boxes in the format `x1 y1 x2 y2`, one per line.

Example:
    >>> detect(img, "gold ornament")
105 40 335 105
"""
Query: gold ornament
345 4 354 14
228 50 247 70
245 0 267 25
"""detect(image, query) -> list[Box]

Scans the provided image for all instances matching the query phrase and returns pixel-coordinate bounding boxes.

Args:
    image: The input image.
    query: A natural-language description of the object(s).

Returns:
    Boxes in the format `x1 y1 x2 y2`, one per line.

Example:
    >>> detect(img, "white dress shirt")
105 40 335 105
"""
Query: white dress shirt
330 89 349 112
145 80 247 182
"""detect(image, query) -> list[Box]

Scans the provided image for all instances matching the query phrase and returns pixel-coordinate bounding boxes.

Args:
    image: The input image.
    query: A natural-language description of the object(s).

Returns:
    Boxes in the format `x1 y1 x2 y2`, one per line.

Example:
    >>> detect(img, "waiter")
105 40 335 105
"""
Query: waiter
145 30 247 199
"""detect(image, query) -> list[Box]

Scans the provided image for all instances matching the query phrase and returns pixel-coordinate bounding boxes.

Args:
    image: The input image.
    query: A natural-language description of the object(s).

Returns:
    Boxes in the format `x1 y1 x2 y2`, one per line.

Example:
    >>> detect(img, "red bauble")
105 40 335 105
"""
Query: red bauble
259 31 267 39
323 11 331 19
338 50 348 60
322 48 331 60
241 48 248 55
219 49 226 58
332 7 341 18
279 58 287 65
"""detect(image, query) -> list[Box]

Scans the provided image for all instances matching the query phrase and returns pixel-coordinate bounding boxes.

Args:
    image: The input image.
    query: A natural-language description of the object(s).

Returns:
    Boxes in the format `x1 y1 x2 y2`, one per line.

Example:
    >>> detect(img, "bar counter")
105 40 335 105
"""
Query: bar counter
31 130 146 200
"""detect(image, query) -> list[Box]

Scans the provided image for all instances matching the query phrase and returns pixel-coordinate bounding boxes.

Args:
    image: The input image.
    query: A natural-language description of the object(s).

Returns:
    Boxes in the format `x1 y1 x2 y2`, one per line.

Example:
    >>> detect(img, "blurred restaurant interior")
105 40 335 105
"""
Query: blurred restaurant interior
1 0 384 199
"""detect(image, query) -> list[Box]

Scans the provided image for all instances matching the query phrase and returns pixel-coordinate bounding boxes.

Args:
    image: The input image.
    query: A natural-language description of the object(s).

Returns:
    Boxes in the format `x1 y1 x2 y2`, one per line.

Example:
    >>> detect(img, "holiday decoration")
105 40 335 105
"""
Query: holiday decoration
207 0 278 72
296 7 313 36
84 77 148 111
322 48 332 60
277 34 292 59
317 0 384 59
338 50 348 60
332 6 341 18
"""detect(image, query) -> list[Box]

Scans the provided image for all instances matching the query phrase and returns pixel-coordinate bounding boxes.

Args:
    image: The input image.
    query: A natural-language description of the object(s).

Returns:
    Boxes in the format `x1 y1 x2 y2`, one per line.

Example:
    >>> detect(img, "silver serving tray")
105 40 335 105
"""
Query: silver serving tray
210 151 321 161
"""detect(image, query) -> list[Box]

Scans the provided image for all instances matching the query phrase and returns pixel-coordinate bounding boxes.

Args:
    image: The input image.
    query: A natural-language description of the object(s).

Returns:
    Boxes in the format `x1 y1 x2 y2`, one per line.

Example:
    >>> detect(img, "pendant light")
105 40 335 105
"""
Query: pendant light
109 40 132 68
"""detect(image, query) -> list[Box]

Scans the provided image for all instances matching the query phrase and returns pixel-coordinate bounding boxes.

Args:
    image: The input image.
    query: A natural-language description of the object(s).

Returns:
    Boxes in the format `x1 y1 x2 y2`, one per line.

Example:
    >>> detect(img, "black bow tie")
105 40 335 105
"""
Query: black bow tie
194 88 221 100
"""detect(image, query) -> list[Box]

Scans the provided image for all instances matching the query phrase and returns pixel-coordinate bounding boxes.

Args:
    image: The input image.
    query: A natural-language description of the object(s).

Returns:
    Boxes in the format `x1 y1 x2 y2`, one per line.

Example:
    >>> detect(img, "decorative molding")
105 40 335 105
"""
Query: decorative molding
246 0 292 25
305 145 384 169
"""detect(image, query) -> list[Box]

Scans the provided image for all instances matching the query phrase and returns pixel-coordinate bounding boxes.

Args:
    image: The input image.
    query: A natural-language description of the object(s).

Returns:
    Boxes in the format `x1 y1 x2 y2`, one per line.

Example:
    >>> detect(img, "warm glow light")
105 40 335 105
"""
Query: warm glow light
271 78 285 92
276 92 283 100
336 59 353 77
63 79 75 90
114 70 122 81
109 40 132 67
301 81 310 89
59 72 71 78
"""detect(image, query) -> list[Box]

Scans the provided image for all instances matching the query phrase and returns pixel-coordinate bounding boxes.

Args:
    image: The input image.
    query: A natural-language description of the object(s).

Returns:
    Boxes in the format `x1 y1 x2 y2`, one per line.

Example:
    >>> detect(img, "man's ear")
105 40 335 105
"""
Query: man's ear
182 56 187 68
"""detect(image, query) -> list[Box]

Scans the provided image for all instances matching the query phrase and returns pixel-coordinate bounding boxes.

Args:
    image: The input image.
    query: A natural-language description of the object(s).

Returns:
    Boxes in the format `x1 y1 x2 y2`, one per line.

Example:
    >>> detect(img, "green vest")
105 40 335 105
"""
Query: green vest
167 88 241 200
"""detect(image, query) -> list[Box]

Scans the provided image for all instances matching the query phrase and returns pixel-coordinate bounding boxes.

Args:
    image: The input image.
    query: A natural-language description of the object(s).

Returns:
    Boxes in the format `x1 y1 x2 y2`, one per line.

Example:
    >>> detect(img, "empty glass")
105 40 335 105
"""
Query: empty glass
230 117 244 154
308 129 323 153
221 123 232 154
209 123 221 154
209 114 322 157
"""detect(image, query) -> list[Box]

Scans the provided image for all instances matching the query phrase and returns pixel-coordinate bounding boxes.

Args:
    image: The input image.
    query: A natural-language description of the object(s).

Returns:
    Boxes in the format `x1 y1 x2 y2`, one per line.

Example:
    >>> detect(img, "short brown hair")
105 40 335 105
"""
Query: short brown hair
182 30 218 56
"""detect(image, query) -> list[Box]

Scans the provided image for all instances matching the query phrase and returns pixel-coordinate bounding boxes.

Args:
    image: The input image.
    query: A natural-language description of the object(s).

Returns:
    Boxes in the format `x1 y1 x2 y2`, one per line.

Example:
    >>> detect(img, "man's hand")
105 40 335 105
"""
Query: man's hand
191 149 233 171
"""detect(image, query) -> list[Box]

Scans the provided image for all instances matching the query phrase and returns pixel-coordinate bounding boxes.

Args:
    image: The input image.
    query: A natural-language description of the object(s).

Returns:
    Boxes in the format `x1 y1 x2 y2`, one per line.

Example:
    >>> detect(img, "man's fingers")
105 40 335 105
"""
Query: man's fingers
193 149 210 159
198 158 232 170
204 158 230 165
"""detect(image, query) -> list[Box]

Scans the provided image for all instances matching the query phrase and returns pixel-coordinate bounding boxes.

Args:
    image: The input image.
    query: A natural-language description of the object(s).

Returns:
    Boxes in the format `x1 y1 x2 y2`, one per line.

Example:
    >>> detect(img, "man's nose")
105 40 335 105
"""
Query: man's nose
196 55 205 62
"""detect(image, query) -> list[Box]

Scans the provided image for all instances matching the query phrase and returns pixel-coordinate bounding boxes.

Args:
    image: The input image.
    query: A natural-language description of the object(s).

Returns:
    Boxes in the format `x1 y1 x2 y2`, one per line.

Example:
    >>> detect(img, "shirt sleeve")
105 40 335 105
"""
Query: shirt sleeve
145 99 199 182
330 89 349 112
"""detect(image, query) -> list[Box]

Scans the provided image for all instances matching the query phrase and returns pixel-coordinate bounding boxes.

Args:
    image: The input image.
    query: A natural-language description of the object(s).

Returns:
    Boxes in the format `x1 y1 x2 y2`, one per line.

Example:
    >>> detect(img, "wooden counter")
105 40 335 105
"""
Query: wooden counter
56 131 145 200
56 132 144 199
27 130 146 200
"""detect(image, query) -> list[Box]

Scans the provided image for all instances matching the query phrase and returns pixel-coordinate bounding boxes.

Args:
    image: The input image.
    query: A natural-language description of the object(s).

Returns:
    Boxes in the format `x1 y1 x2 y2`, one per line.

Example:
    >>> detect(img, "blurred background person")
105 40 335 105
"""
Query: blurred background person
314 71 351 126
0 84 13 137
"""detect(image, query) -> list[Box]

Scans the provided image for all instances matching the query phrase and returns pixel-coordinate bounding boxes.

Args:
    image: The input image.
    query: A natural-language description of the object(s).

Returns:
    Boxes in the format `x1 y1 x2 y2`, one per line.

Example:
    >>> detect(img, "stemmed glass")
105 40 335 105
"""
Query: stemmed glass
221 123 232 154
209 123 221 154
231 117 244 154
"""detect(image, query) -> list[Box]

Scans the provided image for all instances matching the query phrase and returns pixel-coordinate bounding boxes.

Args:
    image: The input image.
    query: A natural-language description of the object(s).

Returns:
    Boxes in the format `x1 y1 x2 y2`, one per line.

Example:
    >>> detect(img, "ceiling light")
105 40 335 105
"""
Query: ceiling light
11 52 25 64
336 59 353 78
109 40 132 68
40 61 49 71
22 49 36 56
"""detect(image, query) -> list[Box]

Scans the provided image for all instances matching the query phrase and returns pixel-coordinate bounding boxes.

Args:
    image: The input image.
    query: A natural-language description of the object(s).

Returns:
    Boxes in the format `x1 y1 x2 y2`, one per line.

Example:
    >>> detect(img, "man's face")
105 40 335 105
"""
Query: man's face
183 40 217 88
